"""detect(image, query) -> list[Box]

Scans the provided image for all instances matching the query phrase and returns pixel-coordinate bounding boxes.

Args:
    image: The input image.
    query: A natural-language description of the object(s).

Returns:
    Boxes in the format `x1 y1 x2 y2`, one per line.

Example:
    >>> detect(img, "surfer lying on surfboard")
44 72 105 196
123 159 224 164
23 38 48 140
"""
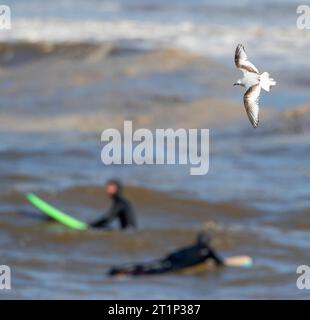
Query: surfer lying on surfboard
90 179 137 230
108 231 252 277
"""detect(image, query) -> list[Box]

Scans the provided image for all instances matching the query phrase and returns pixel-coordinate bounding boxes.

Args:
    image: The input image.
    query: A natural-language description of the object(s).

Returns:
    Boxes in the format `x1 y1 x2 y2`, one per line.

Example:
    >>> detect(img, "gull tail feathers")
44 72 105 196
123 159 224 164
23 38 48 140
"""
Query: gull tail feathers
260 72 276 92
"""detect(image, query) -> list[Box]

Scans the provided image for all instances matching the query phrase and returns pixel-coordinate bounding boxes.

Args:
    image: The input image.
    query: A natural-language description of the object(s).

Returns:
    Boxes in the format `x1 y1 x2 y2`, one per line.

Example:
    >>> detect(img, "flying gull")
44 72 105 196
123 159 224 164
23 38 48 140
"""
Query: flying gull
234 44 276 128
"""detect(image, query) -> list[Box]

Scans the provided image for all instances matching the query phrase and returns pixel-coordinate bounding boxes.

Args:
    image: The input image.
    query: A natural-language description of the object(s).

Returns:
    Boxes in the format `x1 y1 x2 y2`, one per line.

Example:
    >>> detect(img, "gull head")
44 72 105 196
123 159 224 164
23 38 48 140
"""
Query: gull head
233 79 244 87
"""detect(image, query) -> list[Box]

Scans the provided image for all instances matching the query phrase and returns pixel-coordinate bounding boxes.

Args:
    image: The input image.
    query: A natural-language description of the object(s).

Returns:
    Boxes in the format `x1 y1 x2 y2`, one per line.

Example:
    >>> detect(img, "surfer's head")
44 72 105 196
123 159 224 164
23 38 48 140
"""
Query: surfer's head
197 231 211 247
105 179 123 198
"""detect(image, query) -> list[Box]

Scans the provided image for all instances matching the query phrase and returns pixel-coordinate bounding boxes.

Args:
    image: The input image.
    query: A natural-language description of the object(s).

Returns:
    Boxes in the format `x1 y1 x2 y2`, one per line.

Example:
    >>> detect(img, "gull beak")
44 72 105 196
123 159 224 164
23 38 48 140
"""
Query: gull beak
233 83 238 86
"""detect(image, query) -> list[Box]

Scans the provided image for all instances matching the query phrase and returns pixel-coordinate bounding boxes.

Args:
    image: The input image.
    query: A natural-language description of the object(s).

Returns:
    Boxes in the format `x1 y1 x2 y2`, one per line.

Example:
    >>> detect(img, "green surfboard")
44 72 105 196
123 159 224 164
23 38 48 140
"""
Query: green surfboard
27 193 89 230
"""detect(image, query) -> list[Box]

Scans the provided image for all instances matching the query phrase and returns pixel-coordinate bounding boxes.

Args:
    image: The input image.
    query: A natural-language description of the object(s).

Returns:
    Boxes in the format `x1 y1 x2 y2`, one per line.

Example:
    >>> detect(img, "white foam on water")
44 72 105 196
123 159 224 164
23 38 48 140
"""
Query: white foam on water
1 18 309 67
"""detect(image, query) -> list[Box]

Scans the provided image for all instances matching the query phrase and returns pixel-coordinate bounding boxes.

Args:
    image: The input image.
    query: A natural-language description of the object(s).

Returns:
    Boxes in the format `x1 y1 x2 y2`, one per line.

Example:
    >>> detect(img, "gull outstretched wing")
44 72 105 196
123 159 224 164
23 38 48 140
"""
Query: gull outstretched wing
243 83 261 128
235 44 259 75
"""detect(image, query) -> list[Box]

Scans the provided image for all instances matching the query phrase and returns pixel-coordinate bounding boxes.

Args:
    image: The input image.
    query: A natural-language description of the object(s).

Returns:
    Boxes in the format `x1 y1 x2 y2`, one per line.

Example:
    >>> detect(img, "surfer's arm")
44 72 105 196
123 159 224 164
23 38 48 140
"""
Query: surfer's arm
207 248 224 266
89 206 119 228
89 216 109 228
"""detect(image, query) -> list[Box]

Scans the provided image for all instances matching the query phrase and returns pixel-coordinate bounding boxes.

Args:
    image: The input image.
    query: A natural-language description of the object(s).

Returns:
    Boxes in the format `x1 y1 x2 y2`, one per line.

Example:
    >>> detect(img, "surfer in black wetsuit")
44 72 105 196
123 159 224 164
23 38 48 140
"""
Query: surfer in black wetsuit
90 179 137 230
108 231 224 276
